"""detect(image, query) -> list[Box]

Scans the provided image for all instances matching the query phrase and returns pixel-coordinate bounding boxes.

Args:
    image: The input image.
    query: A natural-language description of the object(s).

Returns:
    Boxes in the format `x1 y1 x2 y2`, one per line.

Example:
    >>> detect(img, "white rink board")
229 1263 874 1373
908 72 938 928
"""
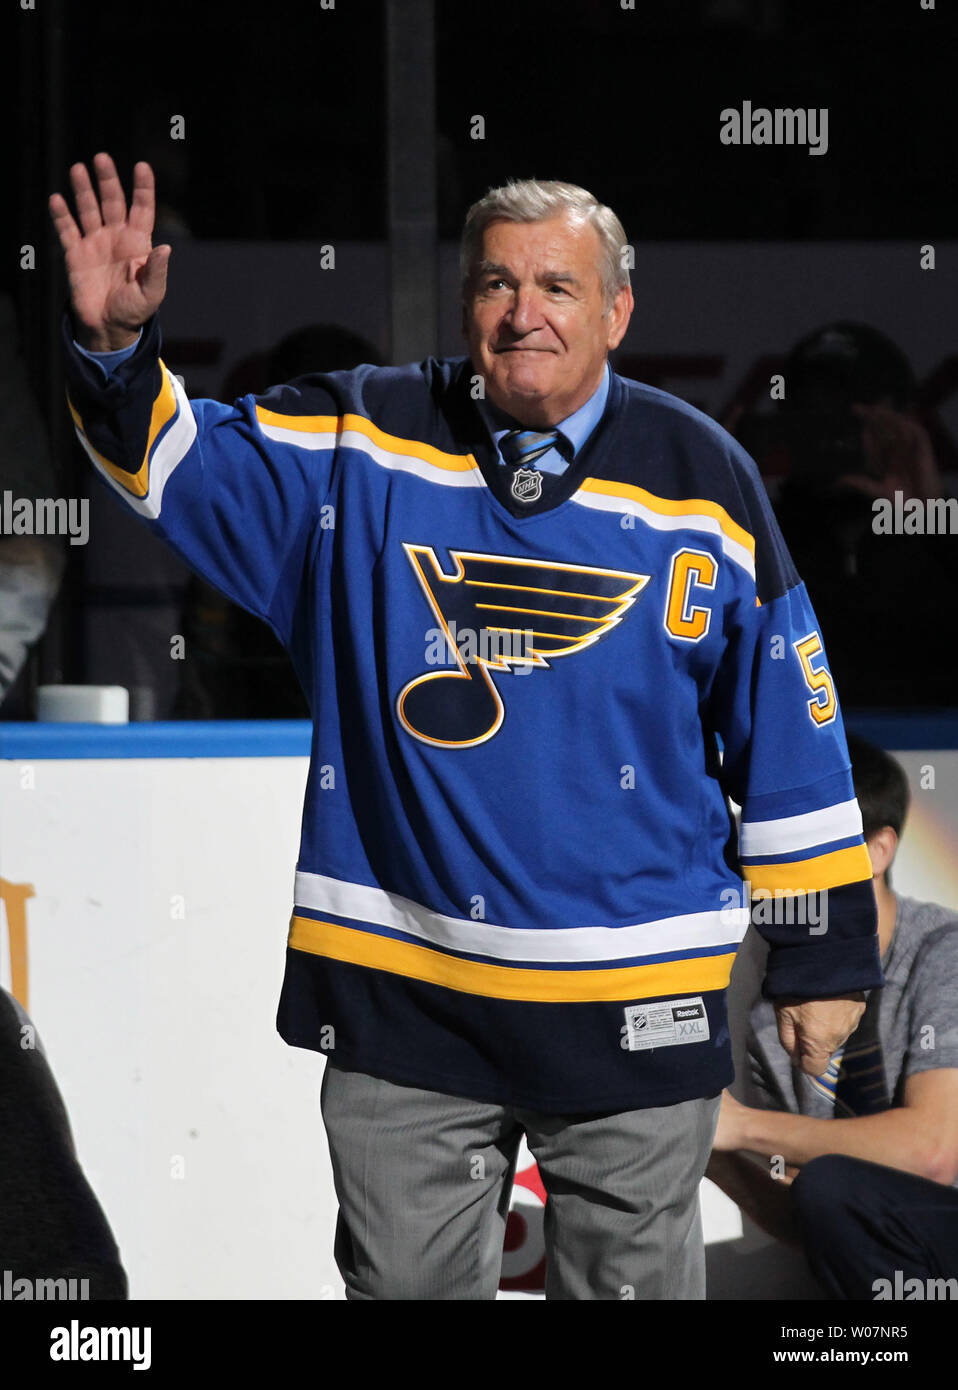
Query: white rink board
0 752 341 1300
8 740 956 1299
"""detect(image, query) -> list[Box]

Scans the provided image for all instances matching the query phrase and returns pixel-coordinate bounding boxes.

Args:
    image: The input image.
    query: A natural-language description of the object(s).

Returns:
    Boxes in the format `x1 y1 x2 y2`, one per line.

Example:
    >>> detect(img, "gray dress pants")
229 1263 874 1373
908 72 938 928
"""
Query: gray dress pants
320 1061 720 1301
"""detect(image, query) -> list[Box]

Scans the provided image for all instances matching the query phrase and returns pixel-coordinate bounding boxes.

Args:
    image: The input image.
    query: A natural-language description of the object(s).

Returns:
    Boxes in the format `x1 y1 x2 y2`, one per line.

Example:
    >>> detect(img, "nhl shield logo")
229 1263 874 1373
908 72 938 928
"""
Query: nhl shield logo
510 467 543 503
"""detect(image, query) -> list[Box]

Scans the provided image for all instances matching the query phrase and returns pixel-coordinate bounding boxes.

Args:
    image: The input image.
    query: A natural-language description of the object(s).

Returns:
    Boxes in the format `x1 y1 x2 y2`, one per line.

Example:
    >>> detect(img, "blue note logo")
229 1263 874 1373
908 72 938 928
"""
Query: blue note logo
397 545 649 748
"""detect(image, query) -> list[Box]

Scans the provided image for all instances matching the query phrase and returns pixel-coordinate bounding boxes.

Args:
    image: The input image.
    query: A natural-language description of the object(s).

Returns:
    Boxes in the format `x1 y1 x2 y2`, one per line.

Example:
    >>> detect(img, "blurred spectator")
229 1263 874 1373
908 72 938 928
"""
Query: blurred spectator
770 322 958 707
173 324 383 719
708 736 958 1299
0 986 128 1298
0 294 67 718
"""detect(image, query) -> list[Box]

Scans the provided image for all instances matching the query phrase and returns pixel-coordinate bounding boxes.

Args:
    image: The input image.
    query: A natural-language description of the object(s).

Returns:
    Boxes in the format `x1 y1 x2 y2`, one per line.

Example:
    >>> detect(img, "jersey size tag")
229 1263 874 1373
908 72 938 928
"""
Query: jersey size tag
623 997 710 1052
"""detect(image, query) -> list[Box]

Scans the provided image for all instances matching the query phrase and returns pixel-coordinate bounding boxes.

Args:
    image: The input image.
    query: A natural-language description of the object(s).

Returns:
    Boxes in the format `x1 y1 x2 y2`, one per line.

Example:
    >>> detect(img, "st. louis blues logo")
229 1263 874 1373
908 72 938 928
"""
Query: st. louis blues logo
511 467 543 503
397 545 649 748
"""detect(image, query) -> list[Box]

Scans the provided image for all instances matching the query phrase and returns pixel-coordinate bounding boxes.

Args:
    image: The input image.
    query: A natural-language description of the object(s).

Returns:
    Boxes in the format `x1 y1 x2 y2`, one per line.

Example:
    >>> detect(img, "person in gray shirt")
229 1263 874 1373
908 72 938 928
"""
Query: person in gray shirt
708 735 958 1298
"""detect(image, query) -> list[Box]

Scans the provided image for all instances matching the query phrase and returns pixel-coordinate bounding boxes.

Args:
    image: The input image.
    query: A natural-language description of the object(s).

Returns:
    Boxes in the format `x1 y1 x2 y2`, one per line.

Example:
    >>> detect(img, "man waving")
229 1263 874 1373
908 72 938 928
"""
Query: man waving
50 155 881 1300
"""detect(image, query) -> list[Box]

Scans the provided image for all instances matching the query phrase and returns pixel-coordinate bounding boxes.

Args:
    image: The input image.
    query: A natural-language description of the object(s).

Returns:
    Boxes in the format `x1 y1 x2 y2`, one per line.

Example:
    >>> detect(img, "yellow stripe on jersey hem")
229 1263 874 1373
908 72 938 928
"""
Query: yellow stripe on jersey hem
288 915 736 1002
575 477 756 559
255 408 480 474
67 359 179 499
744 843 873 894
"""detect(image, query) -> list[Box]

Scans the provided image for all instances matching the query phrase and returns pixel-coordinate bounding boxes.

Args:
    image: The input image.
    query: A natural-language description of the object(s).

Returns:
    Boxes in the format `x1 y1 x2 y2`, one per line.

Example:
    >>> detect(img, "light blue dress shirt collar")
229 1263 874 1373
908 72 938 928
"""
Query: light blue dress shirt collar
475 362 611 476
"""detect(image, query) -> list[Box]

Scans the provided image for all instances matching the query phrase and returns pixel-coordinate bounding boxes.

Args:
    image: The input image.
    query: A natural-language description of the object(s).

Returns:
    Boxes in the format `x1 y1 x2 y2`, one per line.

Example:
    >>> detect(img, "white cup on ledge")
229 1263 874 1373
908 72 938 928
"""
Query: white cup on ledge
36 685 130 724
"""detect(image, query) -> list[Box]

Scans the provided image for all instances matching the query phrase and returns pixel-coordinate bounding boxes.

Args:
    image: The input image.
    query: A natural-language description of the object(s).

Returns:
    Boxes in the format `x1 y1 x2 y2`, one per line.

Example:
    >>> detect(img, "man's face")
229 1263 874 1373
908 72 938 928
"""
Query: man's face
462 215 633 428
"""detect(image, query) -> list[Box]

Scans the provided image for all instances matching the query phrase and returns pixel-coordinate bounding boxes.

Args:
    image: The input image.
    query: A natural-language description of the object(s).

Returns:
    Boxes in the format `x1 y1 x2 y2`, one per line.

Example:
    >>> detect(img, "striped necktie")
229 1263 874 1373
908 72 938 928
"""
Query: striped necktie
831 996 888 1116
499 428 571 469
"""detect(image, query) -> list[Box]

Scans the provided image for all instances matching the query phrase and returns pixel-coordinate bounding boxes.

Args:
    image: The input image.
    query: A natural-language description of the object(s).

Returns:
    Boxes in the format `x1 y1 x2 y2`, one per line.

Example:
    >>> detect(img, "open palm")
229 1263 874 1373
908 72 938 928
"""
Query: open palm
48 153 171 352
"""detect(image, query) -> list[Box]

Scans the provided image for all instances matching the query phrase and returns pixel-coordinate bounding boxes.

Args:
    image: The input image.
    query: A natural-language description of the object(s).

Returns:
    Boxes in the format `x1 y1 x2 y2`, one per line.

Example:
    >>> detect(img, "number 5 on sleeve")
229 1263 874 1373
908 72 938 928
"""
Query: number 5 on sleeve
794 631 837 725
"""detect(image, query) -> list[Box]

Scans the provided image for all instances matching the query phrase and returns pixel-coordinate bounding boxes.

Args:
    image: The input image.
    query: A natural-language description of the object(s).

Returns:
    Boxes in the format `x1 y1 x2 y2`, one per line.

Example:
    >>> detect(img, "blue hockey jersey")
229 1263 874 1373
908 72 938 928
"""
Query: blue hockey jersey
64 316 883 1112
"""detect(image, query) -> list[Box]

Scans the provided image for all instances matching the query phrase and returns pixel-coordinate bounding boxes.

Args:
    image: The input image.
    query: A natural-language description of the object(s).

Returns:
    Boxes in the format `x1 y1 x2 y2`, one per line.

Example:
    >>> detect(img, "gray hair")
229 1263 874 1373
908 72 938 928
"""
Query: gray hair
460 179 630 310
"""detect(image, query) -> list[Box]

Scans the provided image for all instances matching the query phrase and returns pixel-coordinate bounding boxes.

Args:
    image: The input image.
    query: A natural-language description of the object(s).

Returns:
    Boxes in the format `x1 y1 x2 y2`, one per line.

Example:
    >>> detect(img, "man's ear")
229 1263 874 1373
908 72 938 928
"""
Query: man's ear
866 826 899 880
606 284 634 352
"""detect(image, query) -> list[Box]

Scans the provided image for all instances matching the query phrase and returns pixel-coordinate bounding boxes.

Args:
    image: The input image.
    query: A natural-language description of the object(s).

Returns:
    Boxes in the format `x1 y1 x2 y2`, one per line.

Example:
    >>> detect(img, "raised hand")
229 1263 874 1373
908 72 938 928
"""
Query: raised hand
49 153 171 352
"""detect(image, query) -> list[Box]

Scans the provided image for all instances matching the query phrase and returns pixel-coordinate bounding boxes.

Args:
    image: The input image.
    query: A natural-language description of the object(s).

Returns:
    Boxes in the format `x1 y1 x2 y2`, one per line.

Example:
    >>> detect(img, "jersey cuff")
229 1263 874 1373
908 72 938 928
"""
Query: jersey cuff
761 934 884 1000
62 311 161 401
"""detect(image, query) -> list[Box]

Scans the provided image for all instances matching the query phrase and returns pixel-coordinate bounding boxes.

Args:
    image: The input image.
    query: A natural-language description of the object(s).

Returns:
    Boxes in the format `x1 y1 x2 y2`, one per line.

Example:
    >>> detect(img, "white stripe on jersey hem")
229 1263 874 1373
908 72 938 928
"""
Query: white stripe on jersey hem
76 367 197 521
740 798 863 858
569 486 756 580
258 423 488 489
293 869 749 964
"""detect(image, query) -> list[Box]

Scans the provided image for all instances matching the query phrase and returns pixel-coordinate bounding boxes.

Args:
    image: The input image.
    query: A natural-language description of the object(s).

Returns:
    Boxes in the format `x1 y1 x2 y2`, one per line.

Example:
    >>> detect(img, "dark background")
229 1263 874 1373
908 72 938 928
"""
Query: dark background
5 0 958 715
14 0 954 245
11 0 956 392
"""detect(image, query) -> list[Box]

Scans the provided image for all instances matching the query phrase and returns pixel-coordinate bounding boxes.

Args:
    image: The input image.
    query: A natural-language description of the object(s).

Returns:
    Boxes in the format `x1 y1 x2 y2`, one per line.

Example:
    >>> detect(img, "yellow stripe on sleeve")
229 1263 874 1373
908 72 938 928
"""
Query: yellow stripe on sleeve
253 408 339 434
745 843 873 895
577 477 756 559
254 408 480 474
